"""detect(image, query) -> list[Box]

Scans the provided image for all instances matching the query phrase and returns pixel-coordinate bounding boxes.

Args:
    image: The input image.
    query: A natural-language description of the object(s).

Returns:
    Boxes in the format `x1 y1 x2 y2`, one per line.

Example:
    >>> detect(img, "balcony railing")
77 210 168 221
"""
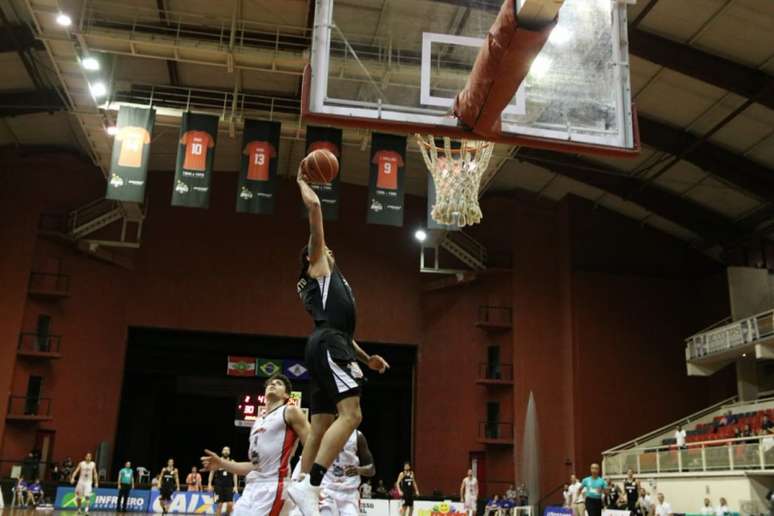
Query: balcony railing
479 421 514 441
18 333 62 354
603 434 774 476
685 309 774 360
7 396 53 419
477 306 513 328
28 272 70 297
478 363 514 382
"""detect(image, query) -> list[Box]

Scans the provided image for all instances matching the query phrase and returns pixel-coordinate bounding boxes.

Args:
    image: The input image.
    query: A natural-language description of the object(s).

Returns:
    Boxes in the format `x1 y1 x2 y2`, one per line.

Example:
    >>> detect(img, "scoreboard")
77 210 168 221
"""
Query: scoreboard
234 392 304 427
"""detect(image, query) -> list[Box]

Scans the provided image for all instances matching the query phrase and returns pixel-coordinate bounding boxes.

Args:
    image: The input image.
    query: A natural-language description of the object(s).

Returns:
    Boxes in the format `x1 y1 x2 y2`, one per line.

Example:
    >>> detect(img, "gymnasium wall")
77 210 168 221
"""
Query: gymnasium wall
0 152 735 499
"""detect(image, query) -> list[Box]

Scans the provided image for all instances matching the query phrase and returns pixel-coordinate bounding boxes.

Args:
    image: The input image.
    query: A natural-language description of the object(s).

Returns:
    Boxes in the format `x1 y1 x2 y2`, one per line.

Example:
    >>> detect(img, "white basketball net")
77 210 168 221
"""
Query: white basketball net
416 134 495 228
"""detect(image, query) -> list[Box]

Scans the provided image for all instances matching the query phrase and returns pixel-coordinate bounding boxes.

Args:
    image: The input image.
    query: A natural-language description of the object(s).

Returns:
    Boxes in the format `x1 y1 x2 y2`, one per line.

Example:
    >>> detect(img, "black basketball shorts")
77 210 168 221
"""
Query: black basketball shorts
305 328 363 415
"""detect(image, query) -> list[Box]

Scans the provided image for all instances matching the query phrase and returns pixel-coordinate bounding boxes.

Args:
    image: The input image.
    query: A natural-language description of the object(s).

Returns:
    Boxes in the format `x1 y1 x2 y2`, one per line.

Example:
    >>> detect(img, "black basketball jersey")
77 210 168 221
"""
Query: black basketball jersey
213 468 234 489
298 265 356 336
624 480 638 502
401 472 415 499
161 468 176 489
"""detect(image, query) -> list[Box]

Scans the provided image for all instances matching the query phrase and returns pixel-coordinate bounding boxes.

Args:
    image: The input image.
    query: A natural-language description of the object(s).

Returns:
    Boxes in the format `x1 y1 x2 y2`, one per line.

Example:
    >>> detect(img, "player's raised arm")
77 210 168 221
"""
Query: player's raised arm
285 405 311 446
201 449 256 477
297 166 327 268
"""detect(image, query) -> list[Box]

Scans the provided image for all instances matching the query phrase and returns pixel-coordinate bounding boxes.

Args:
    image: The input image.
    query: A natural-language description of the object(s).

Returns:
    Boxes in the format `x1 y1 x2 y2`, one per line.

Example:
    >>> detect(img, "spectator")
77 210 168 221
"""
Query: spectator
21 452 38 482
700 498 715 515
374 480 388 499
360 479 373 499
580 463 607 516
185 466 202 492
516 483 528 506
567 475 584 516
117 461 134 512
763 415 774 434
505 484 517 501
27 478 43 507
51 463 63 483
636 488 652 516
14 477 29 507
716 497 730 516
675 425 687 449
501 495 516 515
61 457 75 480
486 495 501 516
606 481 620 508
654 493 672 516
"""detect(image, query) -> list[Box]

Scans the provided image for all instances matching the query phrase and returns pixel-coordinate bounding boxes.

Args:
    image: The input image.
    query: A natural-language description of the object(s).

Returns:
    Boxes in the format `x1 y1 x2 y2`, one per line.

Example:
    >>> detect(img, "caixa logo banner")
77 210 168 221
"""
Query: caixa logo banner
148 490 241 514
55 487 150 512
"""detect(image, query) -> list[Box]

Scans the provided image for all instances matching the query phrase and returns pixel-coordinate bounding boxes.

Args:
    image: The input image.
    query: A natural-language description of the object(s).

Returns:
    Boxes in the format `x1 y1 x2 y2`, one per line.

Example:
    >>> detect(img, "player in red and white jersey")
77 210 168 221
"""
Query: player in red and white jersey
70 452 98 514
460 469 478 516
202 374 309 516
289 430 374 516
320 430 374 516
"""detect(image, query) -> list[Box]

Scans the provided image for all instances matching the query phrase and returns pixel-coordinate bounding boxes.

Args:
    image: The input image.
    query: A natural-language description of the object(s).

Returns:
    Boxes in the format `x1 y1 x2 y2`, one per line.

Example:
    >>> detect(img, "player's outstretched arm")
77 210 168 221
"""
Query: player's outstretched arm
175 469 180 491
200 449 256 477
353 431 375 478
297 166 326 268
285 405 311 446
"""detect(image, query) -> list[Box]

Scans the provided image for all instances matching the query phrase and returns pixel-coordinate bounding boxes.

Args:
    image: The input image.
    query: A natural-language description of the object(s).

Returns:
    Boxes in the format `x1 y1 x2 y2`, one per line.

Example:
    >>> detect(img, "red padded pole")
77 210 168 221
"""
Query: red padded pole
453 0 557 138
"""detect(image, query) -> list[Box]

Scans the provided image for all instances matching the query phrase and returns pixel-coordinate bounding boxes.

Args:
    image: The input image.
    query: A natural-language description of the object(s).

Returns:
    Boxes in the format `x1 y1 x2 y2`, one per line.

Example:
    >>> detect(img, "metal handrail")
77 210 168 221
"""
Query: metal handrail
18 333 62 353
479 422 514 440
603 433 774 476
603 395 738 454
478 363 514 381
686 309 774 360
7 396 53 417
28 271 70 293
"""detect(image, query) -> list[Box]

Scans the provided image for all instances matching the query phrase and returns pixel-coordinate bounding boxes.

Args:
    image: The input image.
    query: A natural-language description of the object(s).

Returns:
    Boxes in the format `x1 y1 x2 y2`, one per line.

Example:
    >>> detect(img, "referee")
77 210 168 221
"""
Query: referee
581 463 608 516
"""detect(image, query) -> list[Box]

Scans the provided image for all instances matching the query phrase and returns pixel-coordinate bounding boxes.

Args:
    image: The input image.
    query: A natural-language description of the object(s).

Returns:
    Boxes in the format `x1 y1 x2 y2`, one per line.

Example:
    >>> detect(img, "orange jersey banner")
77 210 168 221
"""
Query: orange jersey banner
172 112 218 209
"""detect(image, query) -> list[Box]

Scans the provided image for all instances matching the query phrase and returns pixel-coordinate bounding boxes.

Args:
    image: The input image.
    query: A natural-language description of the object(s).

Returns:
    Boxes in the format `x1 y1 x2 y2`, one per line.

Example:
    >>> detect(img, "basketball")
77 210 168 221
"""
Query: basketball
302 149 339 184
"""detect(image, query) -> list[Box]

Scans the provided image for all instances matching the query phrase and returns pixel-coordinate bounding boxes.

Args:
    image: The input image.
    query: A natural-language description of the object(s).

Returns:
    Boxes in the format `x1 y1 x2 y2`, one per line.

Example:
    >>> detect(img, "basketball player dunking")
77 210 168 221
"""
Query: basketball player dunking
70 452 98 514
202 374 309 516
288 166 389 516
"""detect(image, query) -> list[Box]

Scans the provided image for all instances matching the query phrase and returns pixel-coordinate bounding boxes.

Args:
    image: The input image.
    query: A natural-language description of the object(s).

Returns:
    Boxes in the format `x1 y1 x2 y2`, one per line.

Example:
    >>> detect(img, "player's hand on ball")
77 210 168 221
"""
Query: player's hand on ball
367 355 390 373
344 466 359 477
296 165 310 184
200 449 222 472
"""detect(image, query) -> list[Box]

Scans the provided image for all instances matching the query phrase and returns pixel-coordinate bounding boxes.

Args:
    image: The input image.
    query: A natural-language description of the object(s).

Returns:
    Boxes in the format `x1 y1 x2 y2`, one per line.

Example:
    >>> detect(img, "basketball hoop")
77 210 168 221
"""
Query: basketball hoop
415 134 495 228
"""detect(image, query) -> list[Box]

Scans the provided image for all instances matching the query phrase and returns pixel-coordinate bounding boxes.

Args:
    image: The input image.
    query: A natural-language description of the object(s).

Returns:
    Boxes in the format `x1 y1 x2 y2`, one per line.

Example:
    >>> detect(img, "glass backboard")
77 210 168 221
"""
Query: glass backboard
304 0 638 156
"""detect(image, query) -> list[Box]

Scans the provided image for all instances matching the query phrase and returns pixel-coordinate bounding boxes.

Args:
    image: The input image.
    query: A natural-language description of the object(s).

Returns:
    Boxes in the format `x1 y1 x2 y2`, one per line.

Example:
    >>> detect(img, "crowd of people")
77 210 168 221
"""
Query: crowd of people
561 466 734 516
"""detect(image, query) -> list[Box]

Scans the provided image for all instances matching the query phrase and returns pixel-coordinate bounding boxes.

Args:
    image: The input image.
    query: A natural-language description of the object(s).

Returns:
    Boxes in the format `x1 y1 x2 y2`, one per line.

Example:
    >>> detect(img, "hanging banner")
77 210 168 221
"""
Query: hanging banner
283 360 310 381
237 119 281 214
172 112 219 209
106 105 155 203
367 133 406 227
256 359 283 378
303 126 342 220
227 356 257 377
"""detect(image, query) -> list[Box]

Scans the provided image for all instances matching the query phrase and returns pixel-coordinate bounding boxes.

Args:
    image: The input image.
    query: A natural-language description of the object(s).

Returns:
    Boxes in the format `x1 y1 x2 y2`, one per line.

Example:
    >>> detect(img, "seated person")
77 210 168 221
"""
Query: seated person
486 495 502 516
26 479 43 506
14 478 29 507
500 495 516 516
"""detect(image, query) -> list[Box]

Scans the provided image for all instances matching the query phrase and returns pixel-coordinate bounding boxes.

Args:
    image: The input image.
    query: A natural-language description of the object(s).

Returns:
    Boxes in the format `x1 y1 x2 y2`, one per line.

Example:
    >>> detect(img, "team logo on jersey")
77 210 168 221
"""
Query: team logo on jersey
240 187 254 200
110 173 125 188
175 180 190 194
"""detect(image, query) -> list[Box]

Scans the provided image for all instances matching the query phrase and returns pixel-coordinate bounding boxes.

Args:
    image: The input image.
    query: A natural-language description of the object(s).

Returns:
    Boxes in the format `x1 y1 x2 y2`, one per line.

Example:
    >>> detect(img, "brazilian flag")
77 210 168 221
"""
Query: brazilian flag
256 359 282 378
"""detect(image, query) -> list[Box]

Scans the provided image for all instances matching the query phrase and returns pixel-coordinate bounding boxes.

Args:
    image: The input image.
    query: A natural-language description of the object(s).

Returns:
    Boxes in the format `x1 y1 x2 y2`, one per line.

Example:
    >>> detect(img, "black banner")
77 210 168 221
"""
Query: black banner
237 119 281 214
303 126 342 221
106 105 155 203
367 133 406 227
172 112 219 208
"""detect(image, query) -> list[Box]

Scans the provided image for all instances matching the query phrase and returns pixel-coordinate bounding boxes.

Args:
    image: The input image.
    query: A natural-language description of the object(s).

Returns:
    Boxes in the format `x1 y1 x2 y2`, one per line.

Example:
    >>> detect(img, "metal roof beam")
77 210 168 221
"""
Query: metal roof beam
516 147 739 244
0 89 65 116
628 29 774 111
